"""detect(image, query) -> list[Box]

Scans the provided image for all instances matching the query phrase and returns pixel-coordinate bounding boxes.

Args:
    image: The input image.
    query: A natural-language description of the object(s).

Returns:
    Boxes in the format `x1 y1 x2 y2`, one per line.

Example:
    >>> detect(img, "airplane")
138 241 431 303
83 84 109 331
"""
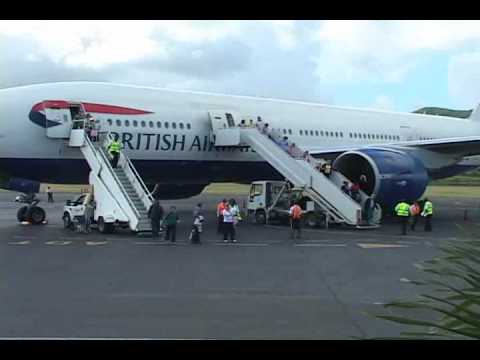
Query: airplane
1 81 479 216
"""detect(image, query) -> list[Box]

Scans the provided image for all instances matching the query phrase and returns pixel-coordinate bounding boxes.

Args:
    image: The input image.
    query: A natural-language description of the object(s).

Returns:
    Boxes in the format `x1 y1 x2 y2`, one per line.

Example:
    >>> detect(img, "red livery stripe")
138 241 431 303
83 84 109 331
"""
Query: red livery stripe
32 101 153 115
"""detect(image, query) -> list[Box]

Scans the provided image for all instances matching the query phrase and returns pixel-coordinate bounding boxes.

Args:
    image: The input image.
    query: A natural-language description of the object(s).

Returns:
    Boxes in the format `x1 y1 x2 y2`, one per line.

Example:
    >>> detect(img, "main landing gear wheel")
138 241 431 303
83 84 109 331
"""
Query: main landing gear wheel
28 206 46 225
17 206 29 222
97 217 114 234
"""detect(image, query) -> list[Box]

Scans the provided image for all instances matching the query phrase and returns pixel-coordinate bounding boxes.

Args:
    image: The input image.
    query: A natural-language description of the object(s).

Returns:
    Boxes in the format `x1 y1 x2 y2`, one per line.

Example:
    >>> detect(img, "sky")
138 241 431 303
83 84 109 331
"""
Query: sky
1 20 480 112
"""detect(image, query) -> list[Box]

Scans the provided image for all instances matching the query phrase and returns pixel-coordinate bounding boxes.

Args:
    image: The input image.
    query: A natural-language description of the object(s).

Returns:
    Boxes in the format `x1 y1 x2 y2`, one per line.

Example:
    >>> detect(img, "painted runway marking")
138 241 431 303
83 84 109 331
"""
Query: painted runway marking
8 241 31 245
134 241 187 246
0 337 204 340
216 243 269 246
396 241 417 245
357 243 408 249
86 241 109 246
294 243 347 247
45 241 72 246
12 235 37 240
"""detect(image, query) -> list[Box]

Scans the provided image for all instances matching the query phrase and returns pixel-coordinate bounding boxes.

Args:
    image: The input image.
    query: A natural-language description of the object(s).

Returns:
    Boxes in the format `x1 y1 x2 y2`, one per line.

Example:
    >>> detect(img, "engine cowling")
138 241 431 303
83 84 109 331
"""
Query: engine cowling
333 148 429 210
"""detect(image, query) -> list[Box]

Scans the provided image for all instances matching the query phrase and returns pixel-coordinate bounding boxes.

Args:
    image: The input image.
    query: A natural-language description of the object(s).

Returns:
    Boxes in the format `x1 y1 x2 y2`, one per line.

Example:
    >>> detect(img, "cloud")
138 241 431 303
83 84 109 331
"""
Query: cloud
370 95 395 111
448 51 480 109
311 20 480 84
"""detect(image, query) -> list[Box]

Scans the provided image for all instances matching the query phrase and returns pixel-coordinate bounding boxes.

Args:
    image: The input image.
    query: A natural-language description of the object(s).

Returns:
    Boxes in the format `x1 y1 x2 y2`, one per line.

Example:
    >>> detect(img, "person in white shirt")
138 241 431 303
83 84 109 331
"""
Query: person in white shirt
222 203 236 243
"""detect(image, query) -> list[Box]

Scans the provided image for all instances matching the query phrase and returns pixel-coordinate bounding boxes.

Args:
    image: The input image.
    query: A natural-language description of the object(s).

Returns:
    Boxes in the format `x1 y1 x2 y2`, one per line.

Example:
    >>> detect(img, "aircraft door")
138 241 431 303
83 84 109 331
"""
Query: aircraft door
399 125 418 142
44 102 76 139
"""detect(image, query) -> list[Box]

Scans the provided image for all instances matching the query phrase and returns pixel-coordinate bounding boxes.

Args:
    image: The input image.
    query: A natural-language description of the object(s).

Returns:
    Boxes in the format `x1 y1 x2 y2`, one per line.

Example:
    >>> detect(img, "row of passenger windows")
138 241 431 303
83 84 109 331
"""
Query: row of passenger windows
276 128 400 141
105 118 191 130
420 136 434 140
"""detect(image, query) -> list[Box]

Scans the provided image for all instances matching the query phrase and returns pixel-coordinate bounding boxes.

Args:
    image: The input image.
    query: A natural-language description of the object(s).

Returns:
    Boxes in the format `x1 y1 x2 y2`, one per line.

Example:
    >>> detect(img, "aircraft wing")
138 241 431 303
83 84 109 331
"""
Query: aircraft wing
306 136 480 158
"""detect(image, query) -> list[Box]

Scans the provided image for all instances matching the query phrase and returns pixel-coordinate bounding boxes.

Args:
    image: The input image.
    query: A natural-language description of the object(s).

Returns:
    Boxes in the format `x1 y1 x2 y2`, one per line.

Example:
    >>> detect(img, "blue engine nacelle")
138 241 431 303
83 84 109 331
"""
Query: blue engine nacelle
333 148 429 211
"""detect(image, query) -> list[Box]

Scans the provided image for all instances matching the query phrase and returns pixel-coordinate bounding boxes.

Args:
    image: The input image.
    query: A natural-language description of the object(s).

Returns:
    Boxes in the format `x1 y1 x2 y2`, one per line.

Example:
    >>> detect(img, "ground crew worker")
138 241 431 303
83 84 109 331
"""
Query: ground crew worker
289 200 303 239
409 201 421 231
190 212 204 244
107 135 122 168
46 186 54 203
164 206 179 242
217 199 227 235
395 200 410 235
148 198 164 238
421 198 433 232
222 203 236 243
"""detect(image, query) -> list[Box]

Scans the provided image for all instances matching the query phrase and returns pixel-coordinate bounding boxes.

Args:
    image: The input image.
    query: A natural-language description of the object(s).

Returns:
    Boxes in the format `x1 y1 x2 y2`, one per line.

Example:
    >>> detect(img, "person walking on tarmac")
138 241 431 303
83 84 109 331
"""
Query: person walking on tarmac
46 186 54 203
421 198 433 232
107 135 122 168
217 199 227 235
289 200 303 239
222 203 236 243
409 201 421 231
164 206 180 242
148 198 164 238
395 199 410 235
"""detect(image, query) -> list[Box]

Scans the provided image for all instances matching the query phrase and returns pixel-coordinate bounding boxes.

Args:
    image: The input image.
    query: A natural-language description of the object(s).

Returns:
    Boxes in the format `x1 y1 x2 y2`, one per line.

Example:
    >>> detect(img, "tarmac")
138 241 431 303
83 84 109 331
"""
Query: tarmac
0 190 479 339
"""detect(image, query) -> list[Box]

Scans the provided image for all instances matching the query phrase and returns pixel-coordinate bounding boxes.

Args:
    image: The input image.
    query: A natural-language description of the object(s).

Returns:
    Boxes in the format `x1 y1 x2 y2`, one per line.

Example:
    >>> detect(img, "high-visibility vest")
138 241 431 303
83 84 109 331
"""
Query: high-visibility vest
422 201 433 216
217 202 225 216
109 140 122 153
290 205 302 219
395 202 410 217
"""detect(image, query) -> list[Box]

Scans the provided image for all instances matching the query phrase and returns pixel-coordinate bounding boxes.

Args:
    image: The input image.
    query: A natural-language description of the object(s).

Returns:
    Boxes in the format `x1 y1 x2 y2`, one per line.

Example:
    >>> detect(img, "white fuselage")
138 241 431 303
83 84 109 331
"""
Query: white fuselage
0 82 478 186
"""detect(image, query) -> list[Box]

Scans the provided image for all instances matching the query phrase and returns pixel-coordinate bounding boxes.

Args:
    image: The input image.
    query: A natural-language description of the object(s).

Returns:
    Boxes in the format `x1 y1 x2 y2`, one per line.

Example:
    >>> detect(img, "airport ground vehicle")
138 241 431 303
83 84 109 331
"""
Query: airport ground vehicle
15 193 46 224
247 180 382 228
247 180 330 228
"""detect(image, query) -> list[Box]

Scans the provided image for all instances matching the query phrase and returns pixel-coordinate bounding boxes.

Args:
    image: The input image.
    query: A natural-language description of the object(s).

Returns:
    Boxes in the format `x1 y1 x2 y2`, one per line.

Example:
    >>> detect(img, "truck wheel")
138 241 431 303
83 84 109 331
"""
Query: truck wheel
304 213 319 228
28 206 46 225
98 217 114 234
63 213 73 230
255 210 266 225
17 206 29 222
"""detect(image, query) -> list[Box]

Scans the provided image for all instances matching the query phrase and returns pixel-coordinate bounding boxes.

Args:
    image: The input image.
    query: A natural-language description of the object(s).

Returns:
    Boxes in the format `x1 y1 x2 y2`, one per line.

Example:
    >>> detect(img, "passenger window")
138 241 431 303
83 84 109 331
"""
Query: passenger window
349 133 352 138
125 120 130 127
299 130 303 135
330 132 334 137
157 122 161 128
179 123 184 129
335 132 339 137
172 122 177 129
116 119 121 126
363 134 366 139
288 129 292 135
315 130 319 136
325 131 329 137
165 122 169 129
320 131 324 136
186 123 191 130
141 121 146 128
305 130 309 135
107 119 113 126
340 132 343 138
133 120 138 127
283 129 287 135
367 134 371 139
149 121 154 128
309 130 313 136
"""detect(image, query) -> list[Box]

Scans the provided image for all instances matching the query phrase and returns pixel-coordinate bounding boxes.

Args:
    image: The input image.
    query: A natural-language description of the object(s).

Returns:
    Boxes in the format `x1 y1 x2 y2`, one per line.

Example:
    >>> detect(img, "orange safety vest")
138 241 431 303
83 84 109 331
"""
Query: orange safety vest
291 205 302 219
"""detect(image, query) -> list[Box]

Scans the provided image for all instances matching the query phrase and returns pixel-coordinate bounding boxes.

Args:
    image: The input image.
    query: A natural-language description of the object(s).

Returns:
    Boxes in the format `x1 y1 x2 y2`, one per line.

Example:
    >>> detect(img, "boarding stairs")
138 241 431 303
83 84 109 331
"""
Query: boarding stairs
69 126 154 232
209 111 379 227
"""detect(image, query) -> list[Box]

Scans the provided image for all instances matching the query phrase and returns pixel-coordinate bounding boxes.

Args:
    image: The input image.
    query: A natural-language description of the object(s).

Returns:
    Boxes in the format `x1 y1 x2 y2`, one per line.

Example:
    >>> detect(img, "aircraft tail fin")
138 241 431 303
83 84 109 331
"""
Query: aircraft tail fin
470 104 480 121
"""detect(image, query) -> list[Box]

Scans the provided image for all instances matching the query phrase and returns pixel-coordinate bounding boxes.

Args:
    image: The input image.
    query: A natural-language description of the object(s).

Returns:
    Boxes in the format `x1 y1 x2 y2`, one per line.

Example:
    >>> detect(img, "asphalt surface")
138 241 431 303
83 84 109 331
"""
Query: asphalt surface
0 191 479 339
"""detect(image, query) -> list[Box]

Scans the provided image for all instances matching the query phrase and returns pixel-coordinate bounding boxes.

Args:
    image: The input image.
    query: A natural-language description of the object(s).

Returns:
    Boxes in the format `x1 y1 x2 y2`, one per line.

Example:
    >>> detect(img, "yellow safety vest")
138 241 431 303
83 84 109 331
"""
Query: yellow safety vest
395 202 410 217
109 141 121 153
422 201 433 216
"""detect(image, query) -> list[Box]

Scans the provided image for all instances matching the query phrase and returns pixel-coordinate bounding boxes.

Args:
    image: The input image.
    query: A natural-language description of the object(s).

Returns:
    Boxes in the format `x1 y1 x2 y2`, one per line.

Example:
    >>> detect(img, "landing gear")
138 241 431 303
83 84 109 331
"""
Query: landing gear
15 193 47 225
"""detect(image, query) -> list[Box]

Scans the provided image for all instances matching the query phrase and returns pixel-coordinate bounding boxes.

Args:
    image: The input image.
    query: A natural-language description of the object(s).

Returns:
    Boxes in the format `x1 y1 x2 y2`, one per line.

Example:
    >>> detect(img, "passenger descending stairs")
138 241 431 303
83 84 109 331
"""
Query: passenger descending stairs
239 128 363 226
78 131 154 233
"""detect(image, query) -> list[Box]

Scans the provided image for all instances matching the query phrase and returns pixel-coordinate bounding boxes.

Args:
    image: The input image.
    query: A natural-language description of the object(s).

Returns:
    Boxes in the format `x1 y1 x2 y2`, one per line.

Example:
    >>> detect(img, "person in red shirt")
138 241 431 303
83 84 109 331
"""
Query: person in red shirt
289 201 303 239
217 199 227 235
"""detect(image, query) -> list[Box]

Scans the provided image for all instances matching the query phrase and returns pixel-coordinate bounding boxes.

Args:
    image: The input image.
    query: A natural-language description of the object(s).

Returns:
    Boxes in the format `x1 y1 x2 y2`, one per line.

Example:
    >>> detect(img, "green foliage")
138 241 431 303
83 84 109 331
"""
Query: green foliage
369 240 480 339
413 107 473 119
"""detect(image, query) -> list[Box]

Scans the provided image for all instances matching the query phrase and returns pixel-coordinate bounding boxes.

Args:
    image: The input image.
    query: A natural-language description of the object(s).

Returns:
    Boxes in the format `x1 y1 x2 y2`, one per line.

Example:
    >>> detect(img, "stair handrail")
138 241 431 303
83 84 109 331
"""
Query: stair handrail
97 132 142 220
103 132 154 205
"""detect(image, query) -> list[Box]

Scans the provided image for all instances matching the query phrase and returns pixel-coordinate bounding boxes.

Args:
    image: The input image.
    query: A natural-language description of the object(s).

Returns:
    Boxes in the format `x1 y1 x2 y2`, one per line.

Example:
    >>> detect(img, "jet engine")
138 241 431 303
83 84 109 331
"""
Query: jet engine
333 148 429 210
